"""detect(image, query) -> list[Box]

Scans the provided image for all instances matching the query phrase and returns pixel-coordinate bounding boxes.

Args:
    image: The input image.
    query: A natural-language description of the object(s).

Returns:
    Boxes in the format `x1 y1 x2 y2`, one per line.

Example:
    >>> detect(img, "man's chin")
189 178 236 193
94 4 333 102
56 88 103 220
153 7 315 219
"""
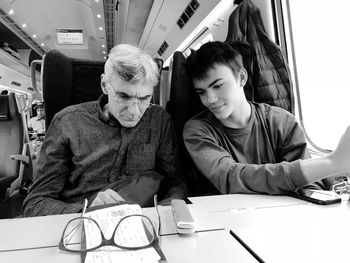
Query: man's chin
119 119 140 128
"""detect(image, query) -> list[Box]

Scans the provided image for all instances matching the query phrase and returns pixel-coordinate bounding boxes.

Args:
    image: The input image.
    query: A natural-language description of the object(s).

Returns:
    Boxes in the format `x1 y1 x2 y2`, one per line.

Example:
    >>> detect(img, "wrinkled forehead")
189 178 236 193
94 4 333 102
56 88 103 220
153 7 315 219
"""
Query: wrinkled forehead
109 76 154 97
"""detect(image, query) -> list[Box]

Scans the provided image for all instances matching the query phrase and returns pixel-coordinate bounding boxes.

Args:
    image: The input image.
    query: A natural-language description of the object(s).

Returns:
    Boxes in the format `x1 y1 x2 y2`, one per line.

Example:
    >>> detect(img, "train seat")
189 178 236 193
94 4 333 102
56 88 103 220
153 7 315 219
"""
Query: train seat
39 50 105 129
166 51 217 196
35 49 163 129
0 93 33 209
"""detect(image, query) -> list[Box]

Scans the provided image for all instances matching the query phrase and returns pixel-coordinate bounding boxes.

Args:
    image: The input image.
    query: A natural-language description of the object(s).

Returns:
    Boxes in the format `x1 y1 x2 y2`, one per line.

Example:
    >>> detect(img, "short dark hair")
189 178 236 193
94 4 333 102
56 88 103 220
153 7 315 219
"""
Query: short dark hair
34 102 44 110
185 41 244 81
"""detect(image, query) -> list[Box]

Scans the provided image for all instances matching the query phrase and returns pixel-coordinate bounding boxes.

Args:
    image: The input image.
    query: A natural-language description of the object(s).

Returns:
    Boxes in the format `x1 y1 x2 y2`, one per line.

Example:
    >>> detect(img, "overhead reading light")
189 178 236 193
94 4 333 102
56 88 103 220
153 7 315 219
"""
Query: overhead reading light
157 41 169 56
177 0 200 29
11 81 22 87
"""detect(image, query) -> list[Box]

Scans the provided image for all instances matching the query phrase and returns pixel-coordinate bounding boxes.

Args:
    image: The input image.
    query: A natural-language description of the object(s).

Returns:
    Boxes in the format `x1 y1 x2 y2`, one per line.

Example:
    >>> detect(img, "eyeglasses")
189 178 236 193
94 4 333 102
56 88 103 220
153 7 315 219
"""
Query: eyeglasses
59 201 159 253
107 83 152 108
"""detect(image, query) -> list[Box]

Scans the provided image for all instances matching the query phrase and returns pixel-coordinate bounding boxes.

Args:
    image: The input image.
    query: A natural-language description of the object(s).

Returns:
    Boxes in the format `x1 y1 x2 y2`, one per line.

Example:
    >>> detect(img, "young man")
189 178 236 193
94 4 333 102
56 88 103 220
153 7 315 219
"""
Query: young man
183 41 350 195
23 44 187 216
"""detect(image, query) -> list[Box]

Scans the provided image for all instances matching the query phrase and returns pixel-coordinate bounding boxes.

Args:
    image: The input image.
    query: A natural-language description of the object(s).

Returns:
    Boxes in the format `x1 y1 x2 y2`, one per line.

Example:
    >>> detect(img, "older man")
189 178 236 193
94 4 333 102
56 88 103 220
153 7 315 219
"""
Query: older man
23 44 187 216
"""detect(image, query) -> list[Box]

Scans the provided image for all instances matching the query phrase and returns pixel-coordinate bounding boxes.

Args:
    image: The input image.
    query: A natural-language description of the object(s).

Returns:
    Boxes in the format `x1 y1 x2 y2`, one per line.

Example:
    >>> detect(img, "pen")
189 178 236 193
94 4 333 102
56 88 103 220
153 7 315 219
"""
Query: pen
64 199 88 244
82 198 88 217
229 229 265 263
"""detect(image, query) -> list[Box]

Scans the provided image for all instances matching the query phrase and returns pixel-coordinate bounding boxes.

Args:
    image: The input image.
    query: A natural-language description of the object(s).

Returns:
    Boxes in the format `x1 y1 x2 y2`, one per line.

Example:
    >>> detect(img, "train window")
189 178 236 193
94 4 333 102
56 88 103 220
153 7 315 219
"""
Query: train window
283 0 350 151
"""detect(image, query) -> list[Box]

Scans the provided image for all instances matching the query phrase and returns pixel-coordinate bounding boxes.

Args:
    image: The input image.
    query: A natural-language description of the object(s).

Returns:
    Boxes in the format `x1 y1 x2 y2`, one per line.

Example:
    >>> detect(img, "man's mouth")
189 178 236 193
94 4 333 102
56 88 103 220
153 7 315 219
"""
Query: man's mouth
210 104 224 112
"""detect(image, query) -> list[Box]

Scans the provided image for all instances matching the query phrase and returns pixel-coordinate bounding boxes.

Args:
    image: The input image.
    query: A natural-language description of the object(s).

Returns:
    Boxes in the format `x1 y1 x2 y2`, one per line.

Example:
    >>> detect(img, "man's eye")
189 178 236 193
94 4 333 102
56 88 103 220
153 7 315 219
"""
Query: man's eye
139 97 149 101
119 94 130 99
213 83 223 89
195 90 204 95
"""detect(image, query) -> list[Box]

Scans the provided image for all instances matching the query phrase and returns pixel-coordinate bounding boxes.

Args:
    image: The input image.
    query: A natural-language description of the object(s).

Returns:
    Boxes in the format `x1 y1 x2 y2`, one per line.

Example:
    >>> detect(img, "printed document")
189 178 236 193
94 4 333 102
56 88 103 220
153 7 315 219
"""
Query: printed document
84 204 160 263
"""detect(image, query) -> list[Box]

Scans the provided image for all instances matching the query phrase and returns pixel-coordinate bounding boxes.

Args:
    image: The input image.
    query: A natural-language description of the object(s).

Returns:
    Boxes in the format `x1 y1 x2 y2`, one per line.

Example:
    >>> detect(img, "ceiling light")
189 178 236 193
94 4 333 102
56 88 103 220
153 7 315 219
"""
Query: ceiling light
102 51 106 54
40 43 45 47
32 34 37 38
97 14 101 19
98 27 103 31
8 9 14 15
101 44 105 48
22 23 27 28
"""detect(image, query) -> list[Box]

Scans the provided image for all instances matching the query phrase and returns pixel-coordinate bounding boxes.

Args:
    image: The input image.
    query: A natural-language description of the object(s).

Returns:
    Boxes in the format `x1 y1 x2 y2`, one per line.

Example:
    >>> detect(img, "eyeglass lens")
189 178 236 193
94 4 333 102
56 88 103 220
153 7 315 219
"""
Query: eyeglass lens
62 218 101 252
62 215 155 252
115 216 155 247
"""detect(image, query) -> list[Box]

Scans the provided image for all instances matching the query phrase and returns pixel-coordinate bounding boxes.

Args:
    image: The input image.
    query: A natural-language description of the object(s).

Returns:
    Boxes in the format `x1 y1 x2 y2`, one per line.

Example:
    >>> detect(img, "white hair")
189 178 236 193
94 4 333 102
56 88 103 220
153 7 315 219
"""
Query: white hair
103 44 159 87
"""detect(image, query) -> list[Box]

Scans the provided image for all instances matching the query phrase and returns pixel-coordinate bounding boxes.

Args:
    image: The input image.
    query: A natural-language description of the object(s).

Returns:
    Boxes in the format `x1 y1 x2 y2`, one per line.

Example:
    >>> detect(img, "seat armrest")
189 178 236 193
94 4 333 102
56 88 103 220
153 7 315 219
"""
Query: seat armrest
10 154 29 164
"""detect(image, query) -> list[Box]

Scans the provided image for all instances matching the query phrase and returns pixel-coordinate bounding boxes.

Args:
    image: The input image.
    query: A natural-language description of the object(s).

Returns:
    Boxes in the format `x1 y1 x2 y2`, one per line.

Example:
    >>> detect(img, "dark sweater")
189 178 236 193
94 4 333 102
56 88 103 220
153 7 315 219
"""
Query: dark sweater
23 95 187 216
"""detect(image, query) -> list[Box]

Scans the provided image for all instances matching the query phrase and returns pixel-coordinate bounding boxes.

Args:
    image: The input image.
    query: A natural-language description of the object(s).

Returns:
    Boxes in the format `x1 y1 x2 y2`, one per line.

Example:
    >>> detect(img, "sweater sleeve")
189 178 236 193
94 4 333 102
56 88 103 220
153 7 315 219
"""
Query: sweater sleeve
183 119 309 195
272 110 332 190
22 117 83 216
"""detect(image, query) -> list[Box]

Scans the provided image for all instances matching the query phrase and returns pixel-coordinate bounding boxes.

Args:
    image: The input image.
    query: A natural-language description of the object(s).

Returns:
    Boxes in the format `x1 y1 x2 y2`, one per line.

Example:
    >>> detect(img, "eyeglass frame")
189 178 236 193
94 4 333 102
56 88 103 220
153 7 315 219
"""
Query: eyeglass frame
59 214 159 253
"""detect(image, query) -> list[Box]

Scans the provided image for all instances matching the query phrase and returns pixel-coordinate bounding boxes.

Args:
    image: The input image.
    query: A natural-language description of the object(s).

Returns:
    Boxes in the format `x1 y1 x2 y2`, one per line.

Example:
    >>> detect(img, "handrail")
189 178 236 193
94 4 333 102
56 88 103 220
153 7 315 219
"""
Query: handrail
30 60 42 94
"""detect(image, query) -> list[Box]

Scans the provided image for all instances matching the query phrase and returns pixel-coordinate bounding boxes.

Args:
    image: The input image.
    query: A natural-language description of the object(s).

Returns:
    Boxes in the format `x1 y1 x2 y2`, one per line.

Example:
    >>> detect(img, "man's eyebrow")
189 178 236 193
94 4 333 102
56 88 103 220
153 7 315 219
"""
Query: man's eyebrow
115 91 152 99
138 94 152 99
208 79 221 87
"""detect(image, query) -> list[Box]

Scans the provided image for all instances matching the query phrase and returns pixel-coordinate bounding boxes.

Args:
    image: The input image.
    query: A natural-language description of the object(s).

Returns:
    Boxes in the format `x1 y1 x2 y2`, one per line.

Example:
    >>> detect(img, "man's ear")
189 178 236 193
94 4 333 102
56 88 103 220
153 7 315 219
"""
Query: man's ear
239 68 248 87
101 74 107 94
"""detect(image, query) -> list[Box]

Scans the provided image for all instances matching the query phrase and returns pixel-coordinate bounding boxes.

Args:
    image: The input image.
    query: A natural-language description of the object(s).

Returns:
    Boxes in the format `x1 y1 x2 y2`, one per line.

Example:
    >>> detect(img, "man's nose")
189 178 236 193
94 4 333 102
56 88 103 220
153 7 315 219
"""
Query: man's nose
127 99 142 115
206 91 218 104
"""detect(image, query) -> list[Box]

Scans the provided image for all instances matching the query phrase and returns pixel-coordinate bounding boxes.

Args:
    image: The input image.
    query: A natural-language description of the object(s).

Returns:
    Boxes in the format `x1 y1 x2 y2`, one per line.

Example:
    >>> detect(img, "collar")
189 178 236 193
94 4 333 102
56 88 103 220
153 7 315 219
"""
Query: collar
97 94 122 128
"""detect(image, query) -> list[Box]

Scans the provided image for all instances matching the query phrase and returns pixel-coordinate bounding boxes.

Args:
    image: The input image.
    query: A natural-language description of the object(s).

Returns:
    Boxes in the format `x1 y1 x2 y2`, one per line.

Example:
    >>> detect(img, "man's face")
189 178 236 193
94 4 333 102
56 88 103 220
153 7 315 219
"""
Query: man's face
104 76 153 128
193 64 246 121
36 107 45 119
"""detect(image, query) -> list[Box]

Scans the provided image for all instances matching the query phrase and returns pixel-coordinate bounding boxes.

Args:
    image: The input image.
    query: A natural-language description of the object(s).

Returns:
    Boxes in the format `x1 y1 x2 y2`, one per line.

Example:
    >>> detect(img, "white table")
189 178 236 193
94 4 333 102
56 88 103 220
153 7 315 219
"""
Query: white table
0 204 259 263
191 194 350 263
189 193 306 212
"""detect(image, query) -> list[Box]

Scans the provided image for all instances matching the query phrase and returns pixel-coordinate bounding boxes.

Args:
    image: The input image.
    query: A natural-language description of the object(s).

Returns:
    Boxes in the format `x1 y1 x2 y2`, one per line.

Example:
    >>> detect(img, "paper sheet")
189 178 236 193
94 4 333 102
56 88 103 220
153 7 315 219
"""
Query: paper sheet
84 204 160 263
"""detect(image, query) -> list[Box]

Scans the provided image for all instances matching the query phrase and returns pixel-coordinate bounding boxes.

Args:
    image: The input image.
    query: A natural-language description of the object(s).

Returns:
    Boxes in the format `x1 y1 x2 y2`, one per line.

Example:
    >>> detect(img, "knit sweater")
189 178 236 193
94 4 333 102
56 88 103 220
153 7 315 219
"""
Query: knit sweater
184 102 311 194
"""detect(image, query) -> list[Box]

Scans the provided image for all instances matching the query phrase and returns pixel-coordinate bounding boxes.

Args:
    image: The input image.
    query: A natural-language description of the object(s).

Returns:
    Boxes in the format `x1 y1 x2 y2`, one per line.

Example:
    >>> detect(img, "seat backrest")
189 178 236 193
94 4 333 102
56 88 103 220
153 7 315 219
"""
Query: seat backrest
166 51 212 195
42 50 163 128
0 93 23 179
42 50 105 129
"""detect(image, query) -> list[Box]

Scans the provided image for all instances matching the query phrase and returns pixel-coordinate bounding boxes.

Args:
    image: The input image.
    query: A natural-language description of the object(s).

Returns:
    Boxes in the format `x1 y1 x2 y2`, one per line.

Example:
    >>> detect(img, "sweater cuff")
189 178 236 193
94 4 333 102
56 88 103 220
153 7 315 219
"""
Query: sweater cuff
287 160 308 190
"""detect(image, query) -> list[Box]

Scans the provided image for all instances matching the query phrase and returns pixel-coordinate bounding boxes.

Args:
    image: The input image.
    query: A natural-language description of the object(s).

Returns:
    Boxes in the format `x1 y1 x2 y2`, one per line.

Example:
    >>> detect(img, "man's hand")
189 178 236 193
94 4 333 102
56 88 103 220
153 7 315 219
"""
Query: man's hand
90 189 125 207
329 125 350 173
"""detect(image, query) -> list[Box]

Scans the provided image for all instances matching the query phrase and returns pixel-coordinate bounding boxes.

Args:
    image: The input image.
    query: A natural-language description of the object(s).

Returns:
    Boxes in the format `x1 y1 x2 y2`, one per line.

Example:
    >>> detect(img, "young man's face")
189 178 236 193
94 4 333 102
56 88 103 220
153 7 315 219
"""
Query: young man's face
36 107 45 119
193 64 246 121
104 76 153 128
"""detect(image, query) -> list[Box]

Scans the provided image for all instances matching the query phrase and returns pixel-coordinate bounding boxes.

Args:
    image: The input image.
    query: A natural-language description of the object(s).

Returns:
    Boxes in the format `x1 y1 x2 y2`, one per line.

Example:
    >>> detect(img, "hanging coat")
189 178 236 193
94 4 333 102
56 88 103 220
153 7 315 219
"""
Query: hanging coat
225 0 294 113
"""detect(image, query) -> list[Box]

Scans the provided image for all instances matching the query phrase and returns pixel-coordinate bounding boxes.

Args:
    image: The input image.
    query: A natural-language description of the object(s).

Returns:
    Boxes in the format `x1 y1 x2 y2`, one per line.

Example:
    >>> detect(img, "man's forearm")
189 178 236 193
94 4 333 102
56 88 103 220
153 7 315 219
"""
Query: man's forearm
23 196 83 216
300 156 344 184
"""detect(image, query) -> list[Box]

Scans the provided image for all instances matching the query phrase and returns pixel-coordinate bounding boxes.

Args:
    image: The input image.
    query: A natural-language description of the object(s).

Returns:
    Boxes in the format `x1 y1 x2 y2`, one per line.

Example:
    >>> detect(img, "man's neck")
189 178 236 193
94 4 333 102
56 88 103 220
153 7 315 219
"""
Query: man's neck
221 100 251 129
102 103 109 118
